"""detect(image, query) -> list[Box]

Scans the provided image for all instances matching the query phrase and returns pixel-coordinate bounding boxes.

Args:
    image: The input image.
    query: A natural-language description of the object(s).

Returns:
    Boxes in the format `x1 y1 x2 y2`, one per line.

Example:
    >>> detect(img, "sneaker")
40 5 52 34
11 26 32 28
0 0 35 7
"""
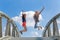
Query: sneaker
34 25 37 28
38 26 42 30
20 31 23 34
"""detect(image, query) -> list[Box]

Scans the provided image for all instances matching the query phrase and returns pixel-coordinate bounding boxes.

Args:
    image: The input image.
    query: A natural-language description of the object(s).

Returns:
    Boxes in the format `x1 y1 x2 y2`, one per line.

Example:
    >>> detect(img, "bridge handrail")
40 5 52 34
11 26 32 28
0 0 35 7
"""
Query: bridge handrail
0 11 21 37
43 13 60 37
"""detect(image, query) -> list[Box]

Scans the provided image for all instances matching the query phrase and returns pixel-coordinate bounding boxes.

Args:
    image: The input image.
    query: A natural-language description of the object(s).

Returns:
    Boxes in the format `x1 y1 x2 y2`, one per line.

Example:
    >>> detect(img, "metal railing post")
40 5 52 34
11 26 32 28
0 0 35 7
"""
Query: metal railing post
0 14 2 37
53 20 59 36
5 20 11 36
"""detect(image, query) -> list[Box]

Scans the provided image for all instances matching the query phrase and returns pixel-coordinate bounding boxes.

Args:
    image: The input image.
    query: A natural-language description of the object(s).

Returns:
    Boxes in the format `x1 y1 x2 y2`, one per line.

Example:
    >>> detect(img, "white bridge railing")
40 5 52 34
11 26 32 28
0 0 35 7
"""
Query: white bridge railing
0 11 20 38
43 13 60 37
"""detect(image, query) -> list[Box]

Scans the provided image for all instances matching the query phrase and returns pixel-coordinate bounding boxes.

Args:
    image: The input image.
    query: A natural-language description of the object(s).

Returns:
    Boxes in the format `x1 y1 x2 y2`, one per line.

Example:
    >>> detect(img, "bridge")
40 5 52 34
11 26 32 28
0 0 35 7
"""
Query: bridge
0 11 60 40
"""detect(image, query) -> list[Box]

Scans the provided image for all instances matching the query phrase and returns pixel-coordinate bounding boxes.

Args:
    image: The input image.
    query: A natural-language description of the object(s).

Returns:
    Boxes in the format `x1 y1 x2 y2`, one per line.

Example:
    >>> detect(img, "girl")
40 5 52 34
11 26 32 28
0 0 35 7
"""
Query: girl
20 13 27 34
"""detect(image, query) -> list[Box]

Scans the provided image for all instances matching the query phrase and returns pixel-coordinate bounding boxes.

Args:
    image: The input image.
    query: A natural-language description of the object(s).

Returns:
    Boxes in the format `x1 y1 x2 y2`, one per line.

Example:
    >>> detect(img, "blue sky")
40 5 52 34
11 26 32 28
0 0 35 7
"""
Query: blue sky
0 0 60 37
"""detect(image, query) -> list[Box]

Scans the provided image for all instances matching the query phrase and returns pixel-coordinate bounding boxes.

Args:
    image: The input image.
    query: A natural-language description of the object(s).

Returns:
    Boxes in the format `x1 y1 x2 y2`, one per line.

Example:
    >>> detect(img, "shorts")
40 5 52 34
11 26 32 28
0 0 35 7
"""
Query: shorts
22 22 26 27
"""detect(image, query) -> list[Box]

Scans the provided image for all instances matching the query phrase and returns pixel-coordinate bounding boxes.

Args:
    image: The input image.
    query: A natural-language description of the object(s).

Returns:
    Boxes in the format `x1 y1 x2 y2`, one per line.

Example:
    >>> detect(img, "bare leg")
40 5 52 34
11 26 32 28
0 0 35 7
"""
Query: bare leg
20 26 27 32
20 26 27 34
34 21 37 28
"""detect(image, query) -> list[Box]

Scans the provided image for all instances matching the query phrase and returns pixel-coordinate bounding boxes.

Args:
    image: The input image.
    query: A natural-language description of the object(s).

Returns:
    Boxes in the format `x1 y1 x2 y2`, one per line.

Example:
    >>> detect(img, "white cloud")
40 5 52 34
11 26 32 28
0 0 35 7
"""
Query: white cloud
31 31 41 37
59 29 60 36
57 20 60 24
2 27 6 37
12 11 43 37
12 11 44 37
12 11 43 27
2 32 5 37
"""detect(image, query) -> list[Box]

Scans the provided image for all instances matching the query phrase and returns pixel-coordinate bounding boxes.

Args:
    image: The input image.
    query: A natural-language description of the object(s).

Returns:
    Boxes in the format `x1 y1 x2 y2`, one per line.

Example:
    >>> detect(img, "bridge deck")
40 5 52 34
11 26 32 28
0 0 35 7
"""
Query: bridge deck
0 36 60 40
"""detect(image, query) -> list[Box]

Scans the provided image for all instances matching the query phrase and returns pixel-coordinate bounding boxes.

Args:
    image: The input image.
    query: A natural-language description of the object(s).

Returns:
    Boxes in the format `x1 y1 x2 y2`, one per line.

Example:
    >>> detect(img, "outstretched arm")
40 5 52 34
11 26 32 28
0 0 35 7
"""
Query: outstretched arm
39 6 45 14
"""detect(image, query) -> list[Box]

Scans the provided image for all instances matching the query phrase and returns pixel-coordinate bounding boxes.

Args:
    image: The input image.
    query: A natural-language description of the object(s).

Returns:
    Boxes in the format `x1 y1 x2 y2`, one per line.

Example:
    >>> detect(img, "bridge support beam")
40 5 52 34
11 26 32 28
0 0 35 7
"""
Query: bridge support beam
16 29 19 37
5 20 11 36
0 14 2 37
48 26 51 37
12 23 16 37
53 20 59 36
